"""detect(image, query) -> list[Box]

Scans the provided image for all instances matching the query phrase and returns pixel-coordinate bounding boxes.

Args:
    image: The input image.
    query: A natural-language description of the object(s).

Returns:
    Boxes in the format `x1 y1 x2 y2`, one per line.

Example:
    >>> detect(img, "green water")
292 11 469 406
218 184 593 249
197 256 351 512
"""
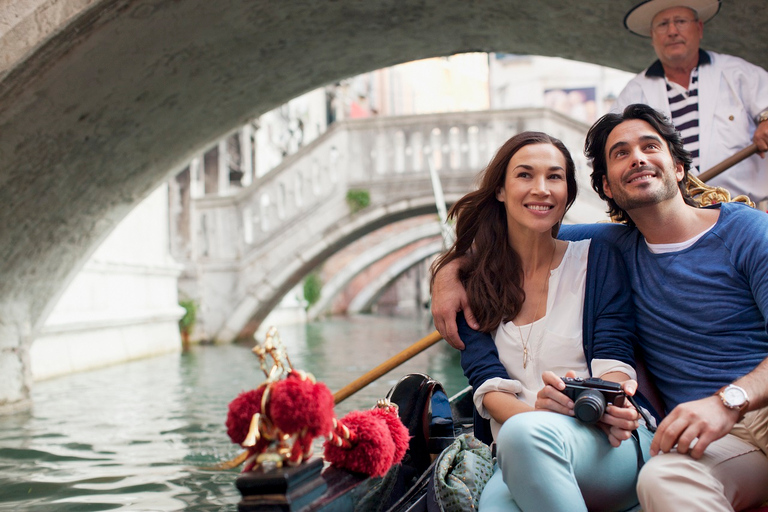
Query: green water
0 316 466 511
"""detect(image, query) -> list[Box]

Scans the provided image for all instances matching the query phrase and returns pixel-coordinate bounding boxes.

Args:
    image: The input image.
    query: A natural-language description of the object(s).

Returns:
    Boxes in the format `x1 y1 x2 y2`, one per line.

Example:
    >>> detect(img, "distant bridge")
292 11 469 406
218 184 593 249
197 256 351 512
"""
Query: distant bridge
184 108 602 342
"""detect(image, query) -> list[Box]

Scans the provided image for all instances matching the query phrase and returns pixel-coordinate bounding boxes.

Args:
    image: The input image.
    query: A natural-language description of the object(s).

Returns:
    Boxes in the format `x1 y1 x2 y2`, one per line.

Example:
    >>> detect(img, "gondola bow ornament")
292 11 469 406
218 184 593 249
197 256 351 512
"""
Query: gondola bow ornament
224 327 410 477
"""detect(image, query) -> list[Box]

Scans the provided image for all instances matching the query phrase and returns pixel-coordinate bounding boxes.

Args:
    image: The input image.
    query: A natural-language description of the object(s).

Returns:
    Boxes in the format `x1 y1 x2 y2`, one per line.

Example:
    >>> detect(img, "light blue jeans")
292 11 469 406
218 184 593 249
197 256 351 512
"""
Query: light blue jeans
479 411 653 512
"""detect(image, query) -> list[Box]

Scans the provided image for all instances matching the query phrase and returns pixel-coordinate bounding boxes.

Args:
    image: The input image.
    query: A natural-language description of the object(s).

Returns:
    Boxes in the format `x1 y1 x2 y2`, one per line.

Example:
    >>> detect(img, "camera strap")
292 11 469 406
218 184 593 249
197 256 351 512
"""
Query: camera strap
626 394 655 470
626 394 657 433
630 429 645 470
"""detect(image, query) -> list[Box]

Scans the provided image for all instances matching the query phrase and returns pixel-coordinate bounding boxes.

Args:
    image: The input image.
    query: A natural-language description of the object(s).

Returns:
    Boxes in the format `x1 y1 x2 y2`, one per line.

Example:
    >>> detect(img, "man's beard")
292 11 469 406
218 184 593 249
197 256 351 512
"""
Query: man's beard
608 164 679 212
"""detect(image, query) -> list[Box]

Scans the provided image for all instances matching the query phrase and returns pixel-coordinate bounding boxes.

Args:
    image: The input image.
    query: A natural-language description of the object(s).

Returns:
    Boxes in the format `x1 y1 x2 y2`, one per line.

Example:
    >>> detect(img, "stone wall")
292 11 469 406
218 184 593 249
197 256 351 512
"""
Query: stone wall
30 185 183 381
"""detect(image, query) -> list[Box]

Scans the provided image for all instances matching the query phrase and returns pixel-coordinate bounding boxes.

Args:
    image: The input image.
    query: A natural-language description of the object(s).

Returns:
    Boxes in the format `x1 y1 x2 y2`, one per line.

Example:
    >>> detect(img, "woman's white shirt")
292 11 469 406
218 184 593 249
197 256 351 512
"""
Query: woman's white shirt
471 239 636 439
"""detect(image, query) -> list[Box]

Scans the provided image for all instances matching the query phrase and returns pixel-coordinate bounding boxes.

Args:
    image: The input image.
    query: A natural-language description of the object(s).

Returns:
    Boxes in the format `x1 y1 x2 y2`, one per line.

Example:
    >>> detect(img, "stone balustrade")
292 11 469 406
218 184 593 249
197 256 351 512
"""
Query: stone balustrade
180 108 598 342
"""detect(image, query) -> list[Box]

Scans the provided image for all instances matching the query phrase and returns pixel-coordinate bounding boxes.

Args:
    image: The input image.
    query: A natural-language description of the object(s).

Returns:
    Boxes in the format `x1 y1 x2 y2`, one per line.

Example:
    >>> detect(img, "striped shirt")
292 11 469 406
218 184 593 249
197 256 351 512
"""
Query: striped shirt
645 50 712 173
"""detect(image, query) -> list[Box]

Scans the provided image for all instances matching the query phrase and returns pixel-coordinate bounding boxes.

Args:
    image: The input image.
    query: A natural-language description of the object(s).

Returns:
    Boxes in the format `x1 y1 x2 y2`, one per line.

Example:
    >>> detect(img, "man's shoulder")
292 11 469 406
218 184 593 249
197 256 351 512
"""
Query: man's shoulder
707 204 768 274
626 65 656 84
719 201 766 216
706 203 768 253
706 50 740 63
718 201 768 226
705 50 762 71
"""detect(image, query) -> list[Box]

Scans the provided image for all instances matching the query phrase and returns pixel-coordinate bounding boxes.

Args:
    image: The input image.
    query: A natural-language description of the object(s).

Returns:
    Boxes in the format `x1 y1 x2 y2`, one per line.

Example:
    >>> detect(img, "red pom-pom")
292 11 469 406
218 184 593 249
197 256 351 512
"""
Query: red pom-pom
324 410 395 477
269 373 335 437
226 388 265 445
370 407 411 464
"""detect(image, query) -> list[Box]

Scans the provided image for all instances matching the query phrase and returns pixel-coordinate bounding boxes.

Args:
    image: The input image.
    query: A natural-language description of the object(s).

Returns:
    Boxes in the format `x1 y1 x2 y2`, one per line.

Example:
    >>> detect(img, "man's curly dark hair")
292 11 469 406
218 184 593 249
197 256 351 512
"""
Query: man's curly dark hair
585 104 698 226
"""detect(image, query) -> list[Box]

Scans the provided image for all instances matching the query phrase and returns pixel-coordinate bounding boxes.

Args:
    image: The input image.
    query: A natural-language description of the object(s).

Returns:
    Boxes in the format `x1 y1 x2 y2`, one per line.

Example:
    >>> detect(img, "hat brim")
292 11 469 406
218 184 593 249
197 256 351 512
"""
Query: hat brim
624 0 721 37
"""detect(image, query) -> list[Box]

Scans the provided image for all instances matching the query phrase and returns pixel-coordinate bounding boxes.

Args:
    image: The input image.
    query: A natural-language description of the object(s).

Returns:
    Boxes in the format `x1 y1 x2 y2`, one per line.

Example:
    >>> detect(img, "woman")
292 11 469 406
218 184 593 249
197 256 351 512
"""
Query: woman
431 132 654 512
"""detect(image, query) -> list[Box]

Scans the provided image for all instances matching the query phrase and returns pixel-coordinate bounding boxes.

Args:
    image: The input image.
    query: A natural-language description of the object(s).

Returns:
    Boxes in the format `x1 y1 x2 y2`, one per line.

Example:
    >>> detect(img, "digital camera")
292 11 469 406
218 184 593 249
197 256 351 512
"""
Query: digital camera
561 376 626 424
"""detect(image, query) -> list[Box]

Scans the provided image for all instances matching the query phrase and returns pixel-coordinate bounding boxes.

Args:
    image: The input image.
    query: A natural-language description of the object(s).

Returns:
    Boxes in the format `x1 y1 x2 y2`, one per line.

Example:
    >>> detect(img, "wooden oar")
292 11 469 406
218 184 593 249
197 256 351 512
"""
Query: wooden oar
333 330 443 405
698 144 758 183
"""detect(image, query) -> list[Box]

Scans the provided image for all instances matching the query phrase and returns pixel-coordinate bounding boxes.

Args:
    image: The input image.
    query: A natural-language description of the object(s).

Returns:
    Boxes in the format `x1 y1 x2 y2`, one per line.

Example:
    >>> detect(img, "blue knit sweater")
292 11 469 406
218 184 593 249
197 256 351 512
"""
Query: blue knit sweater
560 202 768 413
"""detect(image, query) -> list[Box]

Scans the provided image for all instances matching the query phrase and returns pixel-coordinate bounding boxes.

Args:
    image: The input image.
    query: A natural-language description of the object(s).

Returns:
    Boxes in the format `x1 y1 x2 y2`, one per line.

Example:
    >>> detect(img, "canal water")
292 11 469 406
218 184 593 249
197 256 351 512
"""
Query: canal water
0 315 466 511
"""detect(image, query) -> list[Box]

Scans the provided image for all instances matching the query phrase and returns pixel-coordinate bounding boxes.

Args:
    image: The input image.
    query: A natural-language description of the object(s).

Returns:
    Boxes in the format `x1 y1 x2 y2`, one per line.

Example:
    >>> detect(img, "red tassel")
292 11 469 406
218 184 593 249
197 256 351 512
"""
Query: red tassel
225 388 265 445
370 406 410 464
269 371 335 438
323 410 395 477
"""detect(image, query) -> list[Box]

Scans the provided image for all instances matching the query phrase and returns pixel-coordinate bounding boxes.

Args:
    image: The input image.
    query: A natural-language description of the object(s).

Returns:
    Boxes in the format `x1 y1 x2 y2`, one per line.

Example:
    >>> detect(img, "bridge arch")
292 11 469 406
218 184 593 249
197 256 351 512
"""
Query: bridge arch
347 241 443 315
1 0 765 410
306 222 442 320
219 193 460 342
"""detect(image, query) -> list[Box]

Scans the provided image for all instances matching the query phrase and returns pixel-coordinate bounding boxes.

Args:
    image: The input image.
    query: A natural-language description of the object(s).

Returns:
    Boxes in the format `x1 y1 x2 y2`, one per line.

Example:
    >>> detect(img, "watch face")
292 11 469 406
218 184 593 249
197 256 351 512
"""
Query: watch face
723 386 747 407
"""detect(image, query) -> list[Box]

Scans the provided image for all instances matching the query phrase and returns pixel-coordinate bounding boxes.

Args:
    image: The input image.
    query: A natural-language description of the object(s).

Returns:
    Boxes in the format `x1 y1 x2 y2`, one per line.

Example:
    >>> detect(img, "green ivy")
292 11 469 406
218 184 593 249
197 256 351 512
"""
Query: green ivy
346 189 370 213
179 299 197 334
303 273 322 308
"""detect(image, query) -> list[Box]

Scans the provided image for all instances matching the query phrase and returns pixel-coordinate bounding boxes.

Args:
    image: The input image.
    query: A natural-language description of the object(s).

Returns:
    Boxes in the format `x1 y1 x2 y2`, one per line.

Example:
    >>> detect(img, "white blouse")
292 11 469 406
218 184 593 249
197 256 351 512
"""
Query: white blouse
472 239 636 439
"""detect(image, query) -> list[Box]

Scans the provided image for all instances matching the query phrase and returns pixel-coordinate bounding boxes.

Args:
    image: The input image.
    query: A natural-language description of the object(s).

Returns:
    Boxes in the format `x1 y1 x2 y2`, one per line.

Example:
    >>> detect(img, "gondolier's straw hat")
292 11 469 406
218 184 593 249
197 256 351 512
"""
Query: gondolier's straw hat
624 0 721 37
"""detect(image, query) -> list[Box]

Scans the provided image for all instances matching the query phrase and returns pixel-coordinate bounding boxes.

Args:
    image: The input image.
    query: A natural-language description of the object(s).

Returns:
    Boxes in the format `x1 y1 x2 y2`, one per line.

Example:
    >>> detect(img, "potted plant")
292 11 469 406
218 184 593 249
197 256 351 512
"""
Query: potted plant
179 299 197 349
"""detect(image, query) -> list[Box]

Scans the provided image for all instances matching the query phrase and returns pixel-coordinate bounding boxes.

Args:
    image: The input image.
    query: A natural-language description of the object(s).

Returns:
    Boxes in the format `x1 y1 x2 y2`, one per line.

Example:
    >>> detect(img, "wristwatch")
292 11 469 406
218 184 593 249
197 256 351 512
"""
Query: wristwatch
757 110 768 124
717 384 750 420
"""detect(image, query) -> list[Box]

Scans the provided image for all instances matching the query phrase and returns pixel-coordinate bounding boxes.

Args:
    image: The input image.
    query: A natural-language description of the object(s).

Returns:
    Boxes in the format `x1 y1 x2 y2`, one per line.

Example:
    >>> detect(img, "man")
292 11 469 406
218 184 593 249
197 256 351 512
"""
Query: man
614 0 768 202
431 104 768 510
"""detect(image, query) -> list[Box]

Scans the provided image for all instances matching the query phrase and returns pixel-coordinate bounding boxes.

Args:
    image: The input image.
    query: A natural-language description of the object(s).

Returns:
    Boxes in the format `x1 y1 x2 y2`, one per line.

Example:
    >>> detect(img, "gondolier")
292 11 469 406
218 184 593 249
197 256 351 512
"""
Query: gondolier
613 0 768 202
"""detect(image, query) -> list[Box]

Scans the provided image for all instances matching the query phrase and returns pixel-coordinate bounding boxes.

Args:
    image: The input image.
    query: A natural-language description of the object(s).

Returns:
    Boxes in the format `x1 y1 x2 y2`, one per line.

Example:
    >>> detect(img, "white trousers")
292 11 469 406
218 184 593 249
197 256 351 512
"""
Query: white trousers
637 408 768 512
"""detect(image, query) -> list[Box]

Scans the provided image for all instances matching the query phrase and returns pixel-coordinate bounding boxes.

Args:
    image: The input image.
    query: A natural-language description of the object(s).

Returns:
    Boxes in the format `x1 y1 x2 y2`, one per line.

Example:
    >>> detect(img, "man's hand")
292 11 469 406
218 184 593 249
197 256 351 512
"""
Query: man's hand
431 258 478 349
598 379 640 448
754 120 768 158
650 395 739 459
534 371 575 416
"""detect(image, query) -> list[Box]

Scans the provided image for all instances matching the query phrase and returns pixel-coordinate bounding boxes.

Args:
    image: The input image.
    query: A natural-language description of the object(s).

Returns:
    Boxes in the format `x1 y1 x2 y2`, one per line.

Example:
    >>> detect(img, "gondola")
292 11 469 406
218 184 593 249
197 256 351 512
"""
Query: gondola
231 176 763 512
234 373 478 512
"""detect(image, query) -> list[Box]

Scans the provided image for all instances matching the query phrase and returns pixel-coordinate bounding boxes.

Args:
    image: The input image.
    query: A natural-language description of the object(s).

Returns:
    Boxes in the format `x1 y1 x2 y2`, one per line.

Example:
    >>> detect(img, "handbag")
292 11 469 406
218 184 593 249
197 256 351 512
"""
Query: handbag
428 433 493 512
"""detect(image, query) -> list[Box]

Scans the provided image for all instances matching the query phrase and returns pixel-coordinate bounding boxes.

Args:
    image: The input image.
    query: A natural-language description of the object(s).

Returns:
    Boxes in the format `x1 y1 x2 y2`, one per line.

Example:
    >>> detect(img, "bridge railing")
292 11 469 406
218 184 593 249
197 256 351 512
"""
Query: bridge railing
191 108 590 263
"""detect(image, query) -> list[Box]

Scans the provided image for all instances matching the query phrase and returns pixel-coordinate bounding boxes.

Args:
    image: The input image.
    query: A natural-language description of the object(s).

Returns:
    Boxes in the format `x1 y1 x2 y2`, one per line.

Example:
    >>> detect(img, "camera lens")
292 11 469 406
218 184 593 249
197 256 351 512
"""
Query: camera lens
573 389 606 423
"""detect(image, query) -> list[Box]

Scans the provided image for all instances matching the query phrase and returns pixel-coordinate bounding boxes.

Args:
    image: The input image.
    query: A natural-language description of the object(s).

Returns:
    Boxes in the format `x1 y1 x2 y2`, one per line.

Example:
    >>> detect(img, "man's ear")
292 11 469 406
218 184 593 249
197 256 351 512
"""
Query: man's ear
602 175 614 199
675 161 685 183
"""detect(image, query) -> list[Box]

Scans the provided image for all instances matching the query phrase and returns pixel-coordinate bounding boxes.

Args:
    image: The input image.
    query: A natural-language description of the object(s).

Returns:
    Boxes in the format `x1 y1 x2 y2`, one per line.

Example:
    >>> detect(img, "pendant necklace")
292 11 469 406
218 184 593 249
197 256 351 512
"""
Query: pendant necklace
519 242 555 369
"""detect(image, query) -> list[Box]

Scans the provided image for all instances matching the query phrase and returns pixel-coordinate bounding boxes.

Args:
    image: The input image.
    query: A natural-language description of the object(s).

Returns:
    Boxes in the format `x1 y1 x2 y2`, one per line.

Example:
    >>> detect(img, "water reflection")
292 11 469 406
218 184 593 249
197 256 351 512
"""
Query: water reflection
0 316 466 511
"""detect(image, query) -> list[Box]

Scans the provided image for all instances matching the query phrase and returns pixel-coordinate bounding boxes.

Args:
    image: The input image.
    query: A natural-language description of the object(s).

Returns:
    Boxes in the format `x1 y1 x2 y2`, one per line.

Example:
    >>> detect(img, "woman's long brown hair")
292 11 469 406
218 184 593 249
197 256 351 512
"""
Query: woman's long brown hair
430 132 577 332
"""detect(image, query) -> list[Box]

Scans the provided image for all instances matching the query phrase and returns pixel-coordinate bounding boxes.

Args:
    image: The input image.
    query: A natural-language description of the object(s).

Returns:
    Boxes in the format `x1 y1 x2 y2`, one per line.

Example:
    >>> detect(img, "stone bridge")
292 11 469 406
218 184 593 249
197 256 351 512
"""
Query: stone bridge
189 108 598 342
1 0 766 411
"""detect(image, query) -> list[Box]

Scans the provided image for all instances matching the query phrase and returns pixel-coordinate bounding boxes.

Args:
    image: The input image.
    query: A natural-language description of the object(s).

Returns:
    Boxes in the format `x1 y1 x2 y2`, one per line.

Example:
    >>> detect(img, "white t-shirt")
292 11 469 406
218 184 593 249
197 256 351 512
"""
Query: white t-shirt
472 239 636 439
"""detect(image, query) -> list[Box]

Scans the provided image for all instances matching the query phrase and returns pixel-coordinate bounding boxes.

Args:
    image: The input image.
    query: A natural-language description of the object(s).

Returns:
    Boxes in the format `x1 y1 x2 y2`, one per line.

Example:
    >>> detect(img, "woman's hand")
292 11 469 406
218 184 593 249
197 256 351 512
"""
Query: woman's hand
535 371 575 416
598 378 640 447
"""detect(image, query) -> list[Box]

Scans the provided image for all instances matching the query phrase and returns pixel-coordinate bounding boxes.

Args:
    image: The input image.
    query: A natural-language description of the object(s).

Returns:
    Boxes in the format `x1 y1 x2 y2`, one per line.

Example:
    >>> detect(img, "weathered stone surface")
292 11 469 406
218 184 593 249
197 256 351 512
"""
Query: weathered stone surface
0 302 32 411
0 347 30 408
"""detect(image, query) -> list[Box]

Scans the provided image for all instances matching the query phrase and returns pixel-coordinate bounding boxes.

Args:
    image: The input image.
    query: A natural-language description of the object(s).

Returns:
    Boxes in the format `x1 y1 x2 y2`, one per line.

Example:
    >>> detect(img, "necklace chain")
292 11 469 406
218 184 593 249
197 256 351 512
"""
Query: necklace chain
518 242 556 369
